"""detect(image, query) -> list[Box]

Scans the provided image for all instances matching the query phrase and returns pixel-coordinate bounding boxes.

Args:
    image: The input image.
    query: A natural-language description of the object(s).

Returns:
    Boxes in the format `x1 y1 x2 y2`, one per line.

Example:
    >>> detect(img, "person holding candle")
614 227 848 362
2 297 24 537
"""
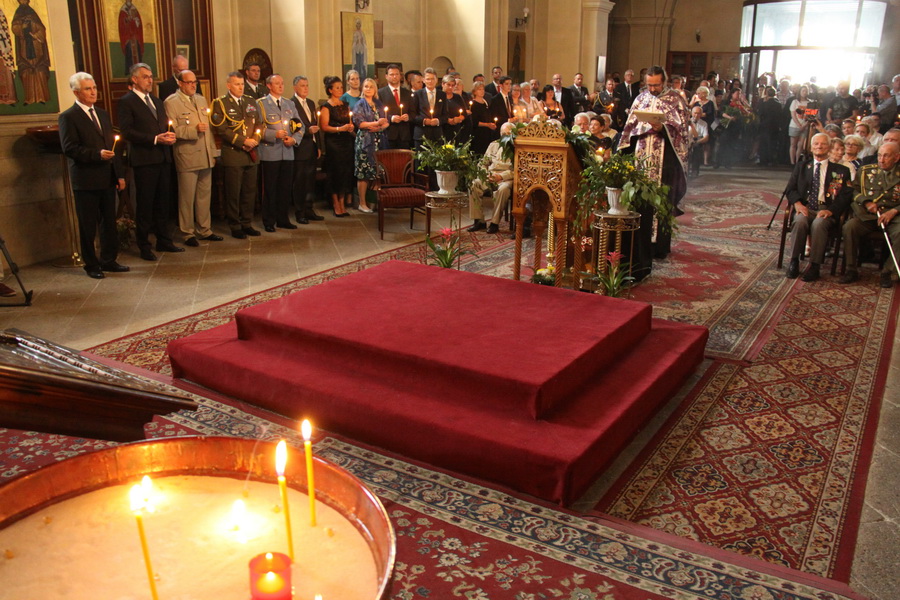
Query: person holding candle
377 63 413 150
117 62 181 261
412 68 447 151
58 71 128 279
290 75 325 224
469 81 494 155
164 69 222 247
257 74 304 232
319 75 355 217
519 81 543 120
352 78 387 213
441 73 467 143
540 85 565 122
211 70 262 238
487 76 515 142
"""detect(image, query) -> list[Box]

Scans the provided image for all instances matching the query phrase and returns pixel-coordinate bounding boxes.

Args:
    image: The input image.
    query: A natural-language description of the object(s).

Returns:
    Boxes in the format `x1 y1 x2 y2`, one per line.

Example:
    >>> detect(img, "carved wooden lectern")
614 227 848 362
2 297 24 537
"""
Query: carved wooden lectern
511 121 584 288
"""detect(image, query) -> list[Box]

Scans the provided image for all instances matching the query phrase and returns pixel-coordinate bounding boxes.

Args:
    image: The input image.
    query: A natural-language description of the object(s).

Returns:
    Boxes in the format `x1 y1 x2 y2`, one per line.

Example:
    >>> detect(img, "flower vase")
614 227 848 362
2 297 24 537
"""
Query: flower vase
435 170 459 195
606 187 628 216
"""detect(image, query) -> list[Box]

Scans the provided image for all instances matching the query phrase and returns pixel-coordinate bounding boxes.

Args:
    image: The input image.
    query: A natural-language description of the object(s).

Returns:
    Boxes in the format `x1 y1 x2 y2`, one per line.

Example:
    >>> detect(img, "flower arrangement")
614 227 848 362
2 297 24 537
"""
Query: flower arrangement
425 227 476 269
530 263 555 286
116 216 136 250
416 138 486 191
589 251 634 297
722 99 755 127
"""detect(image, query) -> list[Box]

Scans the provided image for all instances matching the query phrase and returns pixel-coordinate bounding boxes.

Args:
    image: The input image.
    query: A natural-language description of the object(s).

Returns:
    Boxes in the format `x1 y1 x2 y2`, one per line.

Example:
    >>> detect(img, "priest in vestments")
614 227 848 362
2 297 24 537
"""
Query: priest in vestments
618 65 690 280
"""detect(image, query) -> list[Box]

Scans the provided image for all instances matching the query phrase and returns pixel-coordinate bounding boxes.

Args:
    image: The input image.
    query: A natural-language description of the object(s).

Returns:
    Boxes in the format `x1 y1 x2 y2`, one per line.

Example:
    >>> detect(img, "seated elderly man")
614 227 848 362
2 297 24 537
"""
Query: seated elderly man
467 121 515 234
840 141 900 288
785 132 853 282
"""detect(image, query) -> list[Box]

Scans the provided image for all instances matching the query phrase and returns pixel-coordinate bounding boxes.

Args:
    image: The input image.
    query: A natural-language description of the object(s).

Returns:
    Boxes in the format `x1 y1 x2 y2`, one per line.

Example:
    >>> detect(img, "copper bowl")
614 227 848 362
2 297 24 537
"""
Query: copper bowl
0 436 395 599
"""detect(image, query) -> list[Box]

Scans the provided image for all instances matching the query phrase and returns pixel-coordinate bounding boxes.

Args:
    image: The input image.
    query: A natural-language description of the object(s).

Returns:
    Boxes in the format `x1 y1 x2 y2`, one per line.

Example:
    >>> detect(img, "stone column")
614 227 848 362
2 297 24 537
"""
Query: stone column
580 0 616 89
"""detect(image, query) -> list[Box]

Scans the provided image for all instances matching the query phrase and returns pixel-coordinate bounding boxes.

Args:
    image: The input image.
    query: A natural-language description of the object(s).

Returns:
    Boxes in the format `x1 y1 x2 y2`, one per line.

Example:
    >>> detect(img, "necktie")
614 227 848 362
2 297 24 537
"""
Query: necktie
506 94 512 116
144 94 157 119
428 90 434 110
301 98 311 122
276 98 281 110
88 107 102 132
393 88 400 107
809 162 821 211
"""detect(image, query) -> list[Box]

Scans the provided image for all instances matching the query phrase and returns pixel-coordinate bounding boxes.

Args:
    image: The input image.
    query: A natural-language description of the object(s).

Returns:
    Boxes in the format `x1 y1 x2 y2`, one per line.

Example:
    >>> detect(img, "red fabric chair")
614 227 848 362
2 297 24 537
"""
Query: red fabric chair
375 150 429 239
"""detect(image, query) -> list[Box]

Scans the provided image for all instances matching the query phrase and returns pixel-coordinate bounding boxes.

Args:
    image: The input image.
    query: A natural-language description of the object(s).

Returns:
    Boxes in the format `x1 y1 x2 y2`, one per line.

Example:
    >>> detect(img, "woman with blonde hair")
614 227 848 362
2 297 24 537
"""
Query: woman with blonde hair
352 78 388 213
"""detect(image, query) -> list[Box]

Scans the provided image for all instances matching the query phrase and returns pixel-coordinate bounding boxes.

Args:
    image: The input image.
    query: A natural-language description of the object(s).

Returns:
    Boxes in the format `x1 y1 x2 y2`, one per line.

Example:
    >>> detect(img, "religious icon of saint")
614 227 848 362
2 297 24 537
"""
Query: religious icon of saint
11 0 50 105
118 0 144 76
0 8 17 105
351 18 367 79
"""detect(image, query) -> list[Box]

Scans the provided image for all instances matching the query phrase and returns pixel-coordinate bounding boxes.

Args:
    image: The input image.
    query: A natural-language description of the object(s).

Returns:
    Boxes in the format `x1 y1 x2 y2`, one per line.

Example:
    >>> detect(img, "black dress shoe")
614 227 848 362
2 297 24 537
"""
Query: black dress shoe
277 222 298 230
101 262 130 273
786 258 800 279
838 270 859 284
881 271 895 288
297 217 310 225
486 223 499 234
243 227 261 236
200 234 224 241
140 248 157 261
801 263 820 282
231 230 247 239
467 221 486 232
156 242 185 253
305 212 325 221
265 225 276 232
184 237 200 247
85 267 105 279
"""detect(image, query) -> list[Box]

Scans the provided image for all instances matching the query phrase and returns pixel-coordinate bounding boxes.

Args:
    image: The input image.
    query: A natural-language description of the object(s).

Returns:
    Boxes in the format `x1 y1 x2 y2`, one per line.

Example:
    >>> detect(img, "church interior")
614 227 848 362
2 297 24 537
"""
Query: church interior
1 1 899 599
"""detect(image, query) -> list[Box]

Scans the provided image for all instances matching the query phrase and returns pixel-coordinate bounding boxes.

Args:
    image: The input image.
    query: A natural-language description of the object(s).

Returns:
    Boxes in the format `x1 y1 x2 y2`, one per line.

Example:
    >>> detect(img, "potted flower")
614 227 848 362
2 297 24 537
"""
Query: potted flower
587 251 635 297
425 227 475 268
416 138 482 195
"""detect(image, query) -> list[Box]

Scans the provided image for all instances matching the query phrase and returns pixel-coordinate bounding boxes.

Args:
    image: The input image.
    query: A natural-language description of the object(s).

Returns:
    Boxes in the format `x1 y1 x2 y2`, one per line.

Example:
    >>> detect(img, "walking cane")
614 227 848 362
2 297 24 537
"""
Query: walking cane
876 210 900 276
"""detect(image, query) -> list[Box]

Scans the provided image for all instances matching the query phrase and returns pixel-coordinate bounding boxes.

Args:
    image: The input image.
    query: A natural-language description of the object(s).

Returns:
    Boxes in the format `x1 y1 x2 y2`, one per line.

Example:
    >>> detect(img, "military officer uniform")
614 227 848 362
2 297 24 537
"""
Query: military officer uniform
257 94 304 231
841 161 900 286
211 92 261 237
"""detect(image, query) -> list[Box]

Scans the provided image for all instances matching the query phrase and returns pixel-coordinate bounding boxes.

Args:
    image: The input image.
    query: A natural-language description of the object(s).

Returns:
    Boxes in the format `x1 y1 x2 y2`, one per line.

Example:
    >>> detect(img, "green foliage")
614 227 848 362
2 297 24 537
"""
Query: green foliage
425 227 476 268
415 138 487 192
584 252 635 298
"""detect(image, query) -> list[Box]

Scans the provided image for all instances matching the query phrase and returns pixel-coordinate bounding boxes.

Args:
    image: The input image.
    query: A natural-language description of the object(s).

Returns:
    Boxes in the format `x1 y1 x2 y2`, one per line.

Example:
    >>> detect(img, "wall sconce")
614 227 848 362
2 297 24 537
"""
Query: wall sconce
695 29 701 43
516 7 530 28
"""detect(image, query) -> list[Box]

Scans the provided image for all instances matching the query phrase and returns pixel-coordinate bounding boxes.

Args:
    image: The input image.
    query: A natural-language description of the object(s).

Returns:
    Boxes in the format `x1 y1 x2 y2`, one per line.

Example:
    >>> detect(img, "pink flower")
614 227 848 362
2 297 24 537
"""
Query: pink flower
440 227 453 239
608 251 623 267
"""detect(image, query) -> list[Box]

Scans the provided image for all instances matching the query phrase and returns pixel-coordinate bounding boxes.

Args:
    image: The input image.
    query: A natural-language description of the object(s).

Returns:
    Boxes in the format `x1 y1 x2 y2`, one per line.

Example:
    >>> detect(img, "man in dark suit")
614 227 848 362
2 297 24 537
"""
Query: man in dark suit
785 132 853 282
117 62 182 261
210 71 262 238
569 72 592 114
157 54 187 100
58 72 129 279
291 75 324 224
484 66 502 99
377 63 413 149
243 63 265 100
613 69 641 129
412 68 447 147
550 73 576 126
487 76 515 144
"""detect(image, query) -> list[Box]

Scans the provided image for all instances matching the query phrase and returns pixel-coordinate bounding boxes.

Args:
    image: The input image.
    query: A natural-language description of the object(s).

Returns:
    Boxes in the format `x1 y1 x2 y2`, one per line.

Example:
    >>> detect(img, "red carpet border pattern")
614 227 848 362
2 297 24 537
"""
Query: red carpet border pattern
598 281 896 581
136 405 860 600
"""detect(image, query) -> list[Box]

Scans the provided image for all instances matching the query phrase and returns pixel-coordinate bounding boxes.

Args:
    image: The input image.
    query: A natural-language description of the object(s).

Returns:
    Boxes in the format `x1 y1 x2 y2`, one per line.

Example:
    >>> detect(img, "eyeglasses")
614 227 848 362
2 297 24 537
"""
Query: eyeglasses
182 79 198 84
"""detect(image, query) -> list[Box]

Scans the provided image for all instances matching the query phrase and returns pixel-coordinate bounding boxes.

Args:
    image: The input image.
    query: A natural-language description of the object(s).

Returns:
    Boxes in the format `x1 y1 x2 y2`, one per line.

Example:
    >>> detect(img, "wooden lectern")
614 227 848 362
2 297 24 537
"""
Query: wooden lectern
512 121 584 288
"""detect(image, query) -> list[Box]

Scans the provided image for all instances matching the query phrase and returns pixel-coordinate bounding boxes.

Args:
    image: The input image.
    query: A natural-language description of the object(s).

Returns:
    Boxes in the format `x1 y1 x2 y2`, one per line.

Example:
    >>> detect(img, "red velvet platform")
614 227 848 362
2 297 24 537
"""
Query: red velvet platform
168 261 708 504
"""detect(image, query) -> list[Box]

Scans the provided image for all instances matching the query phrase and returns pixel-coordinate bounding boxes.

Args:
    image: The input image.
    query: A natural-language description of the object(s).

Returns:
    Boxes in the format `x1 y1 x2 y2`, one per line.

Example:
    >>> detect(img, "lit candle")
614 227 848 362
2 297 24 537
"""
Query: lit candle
230 498 249 543
399 103 403 112
459 108 463 116
302 419 317 527
494 117 498 123
248 552 292 600
167 120 174 132
430 108 434 117
130 477 159 600
112 134 120 152
469 100 473 108
275 440 294 560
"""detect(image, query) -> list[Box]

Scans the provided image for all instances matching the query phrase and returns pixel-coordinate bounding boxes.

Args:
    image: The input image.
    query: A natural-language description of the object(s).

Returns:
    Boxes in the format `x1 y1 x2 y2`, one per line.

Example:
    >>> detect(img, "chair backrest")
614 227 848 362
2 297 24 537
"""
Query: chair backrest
376 150 415 185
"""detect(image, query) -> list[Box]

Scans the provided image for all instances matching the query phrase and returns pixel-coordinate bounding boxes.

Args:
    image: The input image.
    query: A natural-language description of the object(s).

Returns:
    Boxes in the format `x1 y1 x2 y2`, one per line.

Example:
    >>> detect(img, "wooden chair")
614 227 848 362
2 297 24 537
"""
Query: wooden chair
777 204 845 275
375 150 429 239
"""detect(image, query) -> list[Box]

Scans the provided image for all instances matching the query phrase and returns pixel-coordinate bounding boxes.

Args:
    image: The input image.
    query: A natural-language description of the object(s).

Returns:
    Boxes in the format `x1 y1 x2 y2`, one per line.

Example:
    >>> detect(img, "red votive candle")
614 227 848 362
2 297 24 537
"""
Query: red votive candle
249 552 292 600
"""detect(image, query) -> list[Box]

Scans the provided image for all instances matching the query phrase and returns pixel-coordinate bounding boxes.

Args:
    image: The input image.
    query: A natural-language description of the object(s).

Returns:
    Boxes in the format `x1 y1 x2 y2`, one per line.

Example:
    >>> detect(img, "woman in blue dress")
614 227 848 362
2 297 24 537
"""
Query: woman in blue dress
352 78 388 213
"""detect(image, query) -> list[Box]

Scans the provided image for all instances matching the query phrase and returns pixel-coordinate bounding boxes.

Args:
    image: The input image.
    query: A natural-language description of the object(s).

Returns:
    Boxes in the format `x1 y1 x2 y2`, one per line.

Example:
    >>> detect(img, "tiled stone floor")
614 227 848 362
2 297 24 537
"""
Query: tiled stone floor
0 166 896 598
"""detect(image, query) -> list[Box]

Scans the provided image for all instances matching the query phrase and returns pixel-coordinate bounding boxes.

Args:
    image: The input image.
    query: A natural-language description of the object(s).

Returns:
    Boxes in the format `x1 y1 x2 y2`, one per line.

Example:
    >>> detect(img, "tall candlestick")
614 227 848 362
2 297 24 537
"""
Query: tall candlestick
130 479 159 600
275 440 294 560
301 420 317 527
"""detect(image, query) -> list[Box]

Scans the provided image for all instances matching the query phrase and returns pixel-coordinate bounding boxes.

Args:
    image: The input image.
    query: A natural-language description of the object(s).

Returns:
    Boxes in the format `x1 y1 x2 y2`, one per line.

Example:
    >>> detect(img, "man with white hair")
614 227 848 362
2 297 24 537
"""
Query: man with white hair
58 72 128 278
784 132 852 282
466 121 515 235
840 141 900 288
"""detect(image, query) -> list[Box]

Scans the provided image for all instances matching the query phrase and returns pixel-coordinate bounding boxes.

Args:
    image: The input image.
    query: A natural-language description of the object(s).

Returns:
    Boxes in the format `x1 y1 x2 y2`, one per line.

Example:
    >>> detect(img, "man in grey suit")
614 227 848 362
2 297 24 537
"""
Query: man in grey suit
291 75 324 224
164 69 222 247
211 71 261 238
257 74 304 232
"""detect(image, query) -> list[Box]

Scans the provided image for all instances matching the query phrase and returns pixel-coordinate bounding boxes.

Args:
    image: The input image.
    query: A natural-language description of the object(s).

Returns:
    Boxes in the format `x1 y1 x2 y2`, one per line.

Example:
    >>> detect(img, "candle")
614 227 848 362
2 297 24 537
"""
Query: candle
459 109 463 116
302 419 317 527
112 134 120 152
167 120 174 132
248 552 292 600
230 498 249 543
130 477 159 600
399 103 403 111
275 440 294 560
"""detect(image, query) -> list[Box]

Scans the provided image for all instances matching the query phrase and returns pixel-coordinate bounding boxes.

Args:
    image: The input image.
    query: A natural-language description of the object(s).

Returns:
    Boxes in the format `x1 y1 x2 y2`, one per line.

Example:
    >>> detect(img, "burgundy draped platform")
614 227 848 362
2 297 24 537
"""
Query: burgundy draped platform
168 261 707 504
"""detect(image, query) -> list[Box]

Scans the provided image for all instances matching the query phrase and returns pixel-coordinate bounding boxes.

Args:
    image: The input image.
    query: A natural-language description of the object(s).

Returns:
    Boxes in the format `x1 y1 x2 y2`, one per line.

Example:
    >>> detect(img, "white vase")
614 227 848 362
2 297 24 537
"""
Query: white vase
435 170 459 195
607 187 628 216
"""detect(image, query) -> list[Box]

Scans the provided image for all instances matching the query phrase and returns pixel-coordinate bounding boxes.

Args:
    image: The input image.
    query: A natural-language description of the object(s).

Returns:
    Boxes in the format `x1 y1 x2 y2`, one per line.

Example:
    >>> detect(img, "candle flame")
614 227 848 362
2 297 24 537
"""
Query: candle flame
301 419 312 442
265 552 273 561
114 134 120 140
129 483 145 513
275 440 287 476
231 499 247 530
315 596 323 600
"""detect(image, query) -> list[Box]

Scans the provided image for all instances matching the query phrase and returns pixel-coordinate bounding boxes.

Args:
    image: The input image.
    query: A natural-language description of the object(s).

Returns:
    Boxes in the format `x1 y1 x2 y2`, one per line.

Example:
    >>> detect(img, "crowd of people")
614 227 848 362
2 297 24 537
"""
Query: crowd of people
51 54 899 290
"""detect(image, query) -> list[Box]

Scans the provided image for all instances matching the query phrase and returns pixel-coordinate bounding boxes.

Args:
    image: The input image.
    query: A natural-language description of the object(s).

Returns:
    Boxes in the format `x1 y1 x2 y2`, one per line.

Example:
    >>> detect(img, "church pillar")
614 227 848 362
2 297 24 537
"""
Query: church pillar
580 0 616 90
610 16 675 73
